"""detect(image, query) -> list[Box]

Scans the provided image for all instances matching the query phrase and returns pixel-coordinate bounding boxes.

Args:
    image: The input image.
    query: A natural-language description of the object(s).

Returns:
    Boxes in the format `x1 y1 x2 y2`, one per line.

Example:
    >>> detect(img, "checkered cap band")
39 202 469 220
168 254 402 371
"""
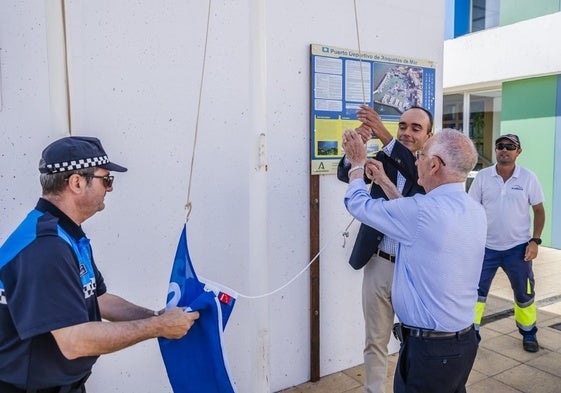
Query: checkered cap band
46 155 110 173
0 288 6 305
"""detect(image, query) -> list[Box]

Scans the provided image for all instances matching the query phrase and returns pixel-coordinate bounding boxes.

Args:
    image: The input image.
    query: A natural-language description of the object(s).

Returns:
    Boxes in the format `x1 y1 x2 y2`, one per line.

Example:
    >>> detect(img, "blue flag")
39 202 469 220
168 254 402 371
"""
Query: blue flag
159 224 237 393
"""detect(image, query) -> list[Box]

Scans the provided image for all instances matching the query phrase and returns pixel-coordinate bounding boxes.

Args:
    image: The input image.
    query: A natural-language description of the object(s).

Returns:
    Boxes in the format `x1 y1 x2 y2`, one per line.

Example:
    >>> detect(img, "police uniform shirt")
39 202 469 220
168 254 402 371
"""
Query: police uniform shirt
0 198 107 389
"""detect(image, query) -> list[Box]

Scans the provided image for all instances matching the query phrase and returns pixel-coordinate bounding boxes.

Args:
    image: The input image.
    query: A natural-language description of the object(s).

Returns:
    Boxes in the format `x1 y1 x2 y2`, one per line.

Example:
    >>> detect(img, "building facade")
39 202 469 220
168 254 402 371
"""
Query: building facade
444 0 561 248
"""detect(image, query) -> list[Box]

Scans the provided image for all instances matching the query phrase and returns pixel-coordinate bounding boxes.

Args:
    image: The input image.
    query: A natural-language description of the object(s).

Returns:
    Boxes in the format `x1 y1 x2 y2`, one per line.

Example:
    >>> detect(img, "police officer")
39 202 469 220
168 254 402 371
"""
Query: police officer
0 136 199 392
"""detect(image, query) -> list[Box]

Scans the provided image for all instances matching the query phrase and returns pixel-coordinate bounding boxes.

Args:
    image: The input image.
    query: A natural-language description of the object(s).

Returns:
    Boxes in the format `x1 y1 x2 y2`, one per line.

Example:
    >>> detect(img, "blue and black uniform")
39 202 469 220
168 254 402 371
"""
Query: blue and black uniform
0 198 106 391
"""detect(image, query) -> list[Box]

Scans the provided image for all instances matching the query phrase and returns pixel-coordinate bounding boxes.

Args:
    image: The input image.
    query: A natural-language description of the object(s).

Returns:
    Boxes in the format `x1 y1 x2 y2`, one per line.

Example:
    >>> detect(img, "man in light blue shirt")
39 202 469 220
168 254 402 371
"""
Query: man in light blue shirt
342 128 486 393
337 105 431 393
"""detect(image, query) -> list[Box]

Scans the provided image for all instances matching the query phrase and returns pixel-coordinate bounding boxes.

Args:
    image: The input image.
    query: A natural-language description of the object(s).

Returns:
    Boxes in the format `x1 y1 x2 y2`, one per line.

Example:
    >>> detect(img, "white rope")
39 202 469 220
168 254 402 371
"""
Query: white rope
235 217 356 299
185 0 212 221
353 0 366 104
182 0 366 299
234 185 372 299
61 0 73 135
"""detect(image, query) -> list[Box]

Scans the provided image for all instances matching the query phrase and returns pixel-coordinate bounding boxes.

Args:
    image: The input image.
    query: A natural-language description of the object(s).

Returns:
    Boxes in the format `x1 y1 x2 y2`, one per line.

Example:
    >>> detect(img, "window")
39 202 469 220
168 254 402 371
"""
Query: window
471 0 500 33
443 90 501 170
445 0 501 38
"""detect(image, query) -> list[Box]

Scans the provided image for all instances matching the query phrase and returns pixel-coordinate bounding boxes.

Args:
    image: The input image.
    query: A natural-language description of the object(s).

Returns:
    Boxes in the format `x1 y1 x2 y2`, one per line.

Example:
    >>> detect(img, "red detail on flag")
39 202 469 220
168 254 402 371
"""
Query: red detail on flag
218 292 232 304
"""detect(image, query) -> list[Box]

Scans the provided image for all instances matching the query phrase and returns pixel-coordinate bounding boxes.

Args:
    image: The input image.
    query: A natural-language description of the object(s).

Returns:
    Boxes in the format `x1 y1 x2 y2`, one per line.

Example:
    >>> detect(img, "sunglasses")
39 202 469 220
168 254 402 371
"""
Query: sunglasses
67 174 115 188
89 175 114 188
495 143 518 151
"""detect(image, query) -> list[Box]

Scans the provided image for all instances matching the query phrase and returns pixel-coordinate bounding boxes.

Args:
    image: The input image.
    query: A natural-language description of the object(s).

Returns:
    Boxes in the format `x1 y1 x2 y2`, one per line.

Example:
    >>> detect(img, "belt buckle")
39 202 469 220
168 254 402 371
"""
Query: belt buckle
400 325 424 338
409 327 422 338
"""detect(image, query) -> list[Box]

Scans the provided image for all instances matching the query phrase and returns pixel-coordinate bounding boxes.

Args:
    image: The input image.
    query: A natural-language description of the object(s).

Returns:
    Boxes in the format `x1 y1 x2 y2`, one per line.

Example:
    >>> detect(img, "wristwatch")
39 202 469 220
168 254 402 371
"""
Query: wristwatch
529 237 542 245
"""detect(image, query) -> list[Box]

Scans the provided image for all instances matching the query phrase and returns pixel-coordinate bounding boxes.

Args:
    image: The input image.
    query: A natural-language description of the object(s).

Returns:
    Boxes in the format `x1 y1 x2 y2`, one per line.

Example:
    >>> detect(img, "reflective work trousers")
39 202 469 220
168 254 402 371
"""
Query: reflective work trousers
475 243 537 336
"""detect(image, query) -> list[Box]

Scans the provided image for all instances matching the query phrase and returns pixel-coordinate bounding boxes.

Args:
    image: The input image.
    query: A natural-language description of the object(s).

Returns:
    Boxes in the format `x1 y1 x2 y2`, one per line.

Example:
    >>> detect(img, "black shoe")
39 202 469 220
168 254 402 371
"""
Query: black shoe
523 335 539 352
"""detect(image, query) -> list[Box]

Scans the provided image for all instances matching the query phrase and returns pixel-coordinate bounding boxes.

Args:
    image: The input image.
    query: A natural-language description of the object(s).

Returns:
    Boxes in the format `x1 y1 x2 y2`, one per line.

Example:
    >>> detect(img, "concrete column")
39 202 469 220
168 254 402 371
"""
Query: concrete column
248 0 271 391
45 0 71 135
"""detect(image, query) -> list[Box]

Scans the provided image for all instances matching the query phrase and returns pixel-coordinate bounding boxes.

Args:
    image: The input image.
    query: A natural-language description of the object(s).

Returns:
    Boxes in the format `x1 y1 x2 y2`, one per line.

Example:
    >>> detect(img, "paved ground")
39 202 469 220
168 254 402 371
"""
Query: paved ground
278 246 561 393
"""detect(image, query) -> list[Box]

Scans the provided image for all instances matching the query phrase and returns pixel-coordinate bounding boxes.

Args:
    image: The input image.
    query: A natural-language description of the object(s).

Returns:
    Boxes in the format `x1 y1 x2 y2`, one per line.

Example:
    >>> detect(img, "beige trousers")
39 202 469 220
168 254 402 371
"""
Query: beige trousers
362 254 395 393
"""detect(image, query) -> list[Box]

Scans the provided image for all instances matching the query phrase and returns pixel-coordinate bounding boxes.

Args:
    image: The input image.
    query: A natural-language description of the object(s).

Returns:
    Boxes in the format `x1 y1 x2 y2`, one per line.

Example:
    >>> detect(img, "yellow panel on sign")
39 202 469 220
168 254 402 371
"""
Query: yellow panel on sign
311 119 399 175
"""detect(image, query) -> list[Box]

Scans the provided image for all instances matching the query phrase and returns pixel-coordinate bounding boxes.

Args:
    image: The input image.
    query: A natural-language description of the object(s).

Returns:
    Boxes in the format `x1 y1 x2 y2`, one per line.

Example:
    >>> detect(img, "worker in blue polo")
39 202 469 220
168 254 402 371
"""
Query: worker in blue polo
469 133 545 352
0 136 199 392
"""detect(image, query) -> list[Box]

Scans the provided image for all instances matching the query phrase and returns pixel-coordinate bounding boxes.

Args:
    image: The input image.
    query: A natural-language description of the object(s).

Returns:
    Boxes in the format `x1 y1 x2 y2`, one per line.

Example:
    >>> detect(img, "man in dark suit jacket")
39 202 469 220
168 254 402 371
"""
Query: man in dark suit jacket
338 104 432 393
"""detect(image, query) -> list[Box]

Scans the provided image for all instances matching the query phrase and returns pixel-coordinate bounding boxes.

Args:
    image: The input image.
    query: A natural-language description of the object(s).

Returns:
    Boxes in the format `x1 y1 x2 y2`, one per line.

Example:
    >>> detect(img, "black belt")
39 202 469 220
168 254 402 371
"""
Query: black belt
402 324 474 339
0 372 89 393
376 249 396 263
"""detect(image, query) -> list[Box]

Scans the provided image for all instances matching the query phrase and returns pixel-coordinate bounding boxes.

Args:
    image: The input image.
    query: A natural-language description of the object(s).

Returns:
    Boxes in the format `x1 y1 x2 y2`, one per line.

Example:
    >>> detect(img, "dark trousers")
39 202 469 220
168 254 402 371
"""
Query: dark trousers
0 379 87 393
393 328 478 393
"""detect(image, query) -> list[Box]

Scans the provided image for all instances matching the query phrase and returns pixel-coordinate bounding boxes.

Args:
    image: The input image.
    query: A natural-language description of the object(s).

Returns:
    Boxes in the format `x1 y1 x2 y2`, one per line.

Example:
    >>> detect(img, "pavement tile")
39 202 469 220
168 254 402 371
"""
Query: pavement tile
483 334 548 364
479 326 503 340
541 302 561 315
484 295 514 315
341 364 365 385
344 387 363 393
483 316 518 335
471 347 520 376
467 377 523 393
277 372 361 393
536 310 560 324
526 351 561 377
494 363 561 393
466 368 488 386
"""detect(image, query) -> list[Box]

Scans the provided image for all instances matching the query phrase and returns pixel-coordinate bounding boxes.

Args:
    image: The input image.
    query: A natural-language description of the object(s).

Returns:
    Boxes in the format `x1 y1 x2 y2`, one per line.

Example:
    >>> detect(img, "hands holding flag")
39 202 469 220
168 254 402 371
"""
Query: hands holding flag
154 307 200 339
